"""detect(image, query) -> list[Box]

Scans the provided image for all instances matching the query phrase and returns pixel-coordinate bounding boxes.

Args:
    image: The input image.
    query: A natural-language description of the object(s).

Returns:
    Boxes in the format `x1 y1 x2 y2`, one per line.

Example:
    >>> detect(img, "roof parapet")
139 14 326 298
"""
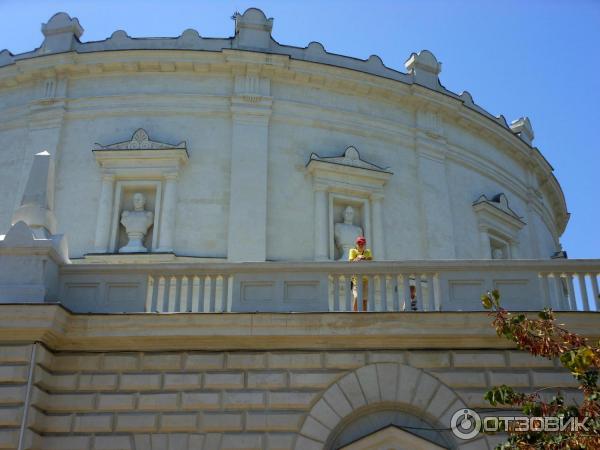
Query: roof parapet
40 12 83 54
233 8 274 50
510 117 535 145
405 50 442 90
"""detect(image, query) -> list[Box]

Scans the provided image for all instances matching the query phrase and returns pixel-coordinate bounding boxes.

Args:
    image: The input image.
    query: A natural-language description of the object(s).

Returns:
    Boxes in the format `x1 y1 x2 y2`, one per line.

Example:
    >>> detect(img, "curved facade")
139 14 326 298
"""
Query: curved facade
0 9 568 262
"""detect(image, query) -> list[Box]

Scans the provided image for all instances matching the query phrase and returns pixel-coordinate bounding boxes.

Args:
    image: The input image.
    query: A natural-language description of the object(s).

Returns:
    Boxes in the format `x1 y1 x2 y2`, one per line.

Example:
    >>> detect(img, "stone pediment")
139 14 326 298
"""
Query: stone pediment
93 128 187 151
473 193 524 225
340 425 447 449
308 146 391 174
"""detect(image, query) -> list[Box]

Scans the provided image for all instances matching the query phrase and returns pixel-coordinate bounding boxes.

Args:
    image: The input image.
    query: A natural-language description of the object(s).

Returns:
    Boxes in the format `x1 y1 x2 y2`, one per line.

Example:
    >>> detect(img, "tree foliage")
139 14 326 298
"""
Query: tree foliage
481 289 600 449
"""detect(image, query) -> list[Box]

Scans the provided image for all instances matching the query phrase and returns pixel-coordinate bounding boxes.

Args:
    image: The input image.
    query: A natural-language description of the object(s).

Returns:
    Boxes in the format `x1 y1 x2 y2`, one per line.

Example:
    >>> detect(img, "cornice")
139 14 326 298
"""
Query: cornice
0 304 597 351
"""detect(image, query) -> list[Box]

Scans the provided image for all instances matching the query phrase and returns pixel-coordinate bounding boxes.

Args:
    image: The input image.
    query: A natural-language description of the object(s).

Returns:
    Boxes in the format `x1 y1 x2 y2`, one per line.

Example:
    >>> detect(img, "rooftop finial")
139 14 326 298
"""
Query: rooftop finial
510 117 534 145
233 8 273 50
405 50 442 90
40 12 83 54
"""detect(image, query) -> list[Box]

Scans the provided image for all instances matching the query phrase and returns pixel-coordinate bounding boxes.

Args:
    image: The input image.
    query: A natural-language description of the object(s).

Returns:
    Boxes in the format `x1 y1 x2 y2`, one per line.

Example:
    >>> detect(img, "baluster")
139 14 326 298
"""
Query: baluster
552 274 566 310
380 275 388 312
425 274 435 311
539 273 553 308
356 275 363 312
156 276 166 312
577 273 590 311
226 275 234 312
591 274 600 311
215 275 224 312
415 275 423 311
191 276 201 312
392 275 400 311
145 276 154 312
402 274 410 311
203 275 212 312
433 274 442 311
333 275 340 311
209 276 217 312
566 273 577 310
180 276 189 312
167 276 177 312
367 275 375 312
344 276 352 312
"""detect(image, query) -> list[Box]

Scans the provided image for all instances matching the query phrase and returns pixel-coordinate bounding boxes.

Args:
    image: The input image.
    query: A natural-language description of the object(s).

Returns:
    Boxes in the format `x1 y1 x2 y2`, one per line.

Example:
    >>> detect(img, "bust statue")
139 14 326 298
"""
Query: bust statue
334 206 363 261
119 192 154 253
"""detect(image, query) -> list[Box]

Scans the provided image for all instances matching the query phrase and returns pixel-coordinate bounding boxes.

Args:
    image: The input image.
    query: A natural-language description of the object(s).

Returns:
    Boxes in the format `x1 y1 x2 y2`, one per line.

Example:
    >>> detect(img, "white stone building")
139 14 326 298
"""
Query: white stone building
0 8 597 450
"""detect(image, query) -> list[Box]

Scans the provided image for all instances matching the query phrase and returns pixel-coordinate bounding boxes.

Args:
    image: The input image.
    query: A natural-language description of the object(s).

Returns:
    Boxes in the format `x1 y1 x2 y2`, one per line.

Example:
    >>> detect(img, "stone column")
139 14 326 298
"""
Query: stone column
479 227 491 259
313 184 329 260
227 74 272 262
371 194 385 260
93 174 115 253
158 173 178 252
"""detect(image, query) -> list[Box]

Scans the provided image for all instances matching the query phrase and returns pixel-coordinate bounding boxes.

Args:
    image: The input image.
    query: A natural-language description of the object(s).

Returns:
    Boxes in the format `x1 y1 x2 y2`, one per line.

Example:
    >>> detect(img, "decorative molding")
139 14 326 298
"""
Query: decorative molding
308 146 392 175
473 193 525 227
93 128 186 151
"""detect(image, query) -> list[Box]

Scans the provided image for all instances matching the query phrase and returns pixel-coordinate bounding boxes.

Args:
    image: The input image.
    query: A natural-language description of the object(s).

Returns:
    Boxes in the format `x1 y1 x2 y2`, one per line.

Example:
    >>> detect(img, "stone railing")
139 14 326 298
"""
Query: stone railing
56 260 600 314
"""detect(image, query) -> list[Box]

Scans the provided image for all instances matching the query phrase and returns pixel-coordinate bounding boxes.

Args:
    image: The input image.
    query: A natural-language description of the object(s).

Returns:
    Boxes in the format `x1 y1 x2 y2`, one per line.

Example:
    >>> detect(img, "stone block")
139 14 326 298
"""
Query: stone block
269 391 318 409
188 434 205 448
338 373 366 410
310 398 341 430
408 351 450 368
323 383 353 418
0 345 30 363
0 365 28 383
266 433 296 450
185 353 224 370
221 433 263 450
227 353 267 369
453 351 506 368
181 392 221 410
0 407 21 427
324 352 365 369
396 365 420 404
79 373 118 391
246 412 303 432
508 351 555 368
120 373 161 390
52 354 102 372
138 393 178 411
489 371 530 387
36 346 54 369
73 413 113 432
202 433 222 449
141 353 182 370
42 393 96 412
247 371 287 389
289 371 341 389
160 413 198 432
300 416 330 442
269 353 322 369
356 365 381 404
202 412 243 432
531 370 579 388
93 435 133 450
98 394 136 411
368 352 405 364
431 370 488 388
103 354 139 371
35 369 78 391
411 373 439 410
33 413 72 433
425 384 457 420
294 435 323 450
115 414 157 432
204 372 244 389
223 391 265 409
376 363 398 402
164 373 201 390
455 389 499 409
39 436 91 449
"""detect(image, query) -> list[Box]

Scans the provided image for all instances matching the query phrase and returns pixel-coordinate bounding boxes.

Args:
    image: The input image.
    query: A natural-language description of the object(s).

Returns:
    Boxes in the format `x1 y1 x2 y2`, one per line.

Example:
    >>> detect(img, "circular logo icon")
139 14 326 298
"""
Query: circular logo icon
450 408 481 440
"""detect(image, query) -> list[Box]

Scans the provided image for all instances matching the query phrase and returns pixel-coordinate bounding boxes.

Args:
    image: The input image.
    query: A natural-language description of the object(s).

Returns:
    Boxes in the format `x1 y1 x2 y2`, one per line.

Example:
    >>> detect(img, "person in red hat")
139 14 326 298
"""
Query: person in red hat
349 236 372 311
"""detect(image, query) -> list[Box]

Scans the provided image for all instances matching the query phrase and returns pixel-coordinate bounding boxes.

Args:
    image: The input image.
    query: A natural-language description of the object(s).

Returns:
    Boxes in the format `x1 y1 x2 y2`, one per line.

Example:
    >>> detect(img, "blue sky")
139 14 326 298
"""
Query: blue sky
1 0 598 259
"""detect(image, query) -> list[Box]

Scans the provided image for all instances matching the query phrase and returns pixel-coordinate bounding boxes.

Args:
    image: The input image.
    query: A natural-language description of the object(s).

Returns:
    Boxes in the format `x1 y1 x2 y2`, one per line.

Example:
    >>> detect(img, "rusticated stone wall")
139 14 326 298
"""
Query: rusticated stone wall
0 344 581 450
